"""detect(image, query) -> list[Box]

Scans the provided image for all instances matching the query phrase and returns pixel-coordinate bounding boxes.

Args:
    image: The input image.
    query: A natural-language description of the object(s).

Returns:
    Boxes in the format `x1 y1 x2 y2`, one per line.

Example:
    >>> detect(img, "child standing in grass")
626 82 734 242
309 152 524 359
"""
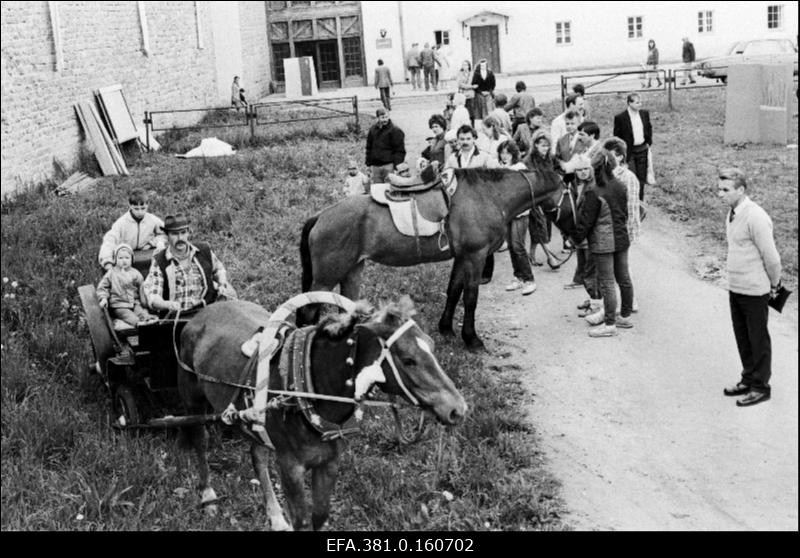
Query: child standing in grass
98 189 165 271
342 159 369 196
97 244 154 329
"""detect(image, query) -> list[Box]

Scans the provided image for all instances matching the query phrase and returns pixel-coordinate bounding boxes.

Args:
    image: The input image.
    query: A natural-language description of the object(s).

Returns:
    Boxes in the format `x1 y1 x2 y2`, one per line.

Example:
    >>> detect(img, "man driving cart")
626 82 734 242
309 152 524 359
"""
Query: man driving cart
143 213 236 314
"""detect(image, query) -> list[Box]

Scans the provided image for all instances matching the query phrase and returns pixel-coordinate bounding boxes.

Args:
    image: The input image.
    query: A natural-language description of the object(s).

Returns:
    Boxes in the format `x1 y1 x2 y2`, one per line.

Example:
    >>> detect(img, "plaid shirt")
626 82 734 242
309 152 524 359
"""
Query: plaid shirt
144 243 225 310
614 165 641 244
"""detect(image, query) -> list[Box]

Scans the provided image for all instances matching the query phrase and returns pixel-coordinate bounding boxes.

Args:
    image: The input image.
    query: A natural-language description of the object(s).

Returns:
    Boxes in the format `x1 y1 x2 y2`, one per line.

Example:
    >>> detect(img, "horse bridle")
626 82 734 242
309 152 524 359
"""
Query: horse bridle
352 319 421 406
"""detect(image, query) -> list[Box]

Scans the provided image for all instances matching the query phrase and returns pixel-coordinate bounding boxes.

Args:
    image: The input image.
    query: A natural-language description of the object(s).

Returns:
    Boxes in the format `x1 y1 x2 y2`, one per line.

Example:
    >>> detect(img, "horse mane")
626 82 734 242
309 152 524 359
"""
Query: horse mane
370 295 417 327
317 300 374 340
455 167 510 184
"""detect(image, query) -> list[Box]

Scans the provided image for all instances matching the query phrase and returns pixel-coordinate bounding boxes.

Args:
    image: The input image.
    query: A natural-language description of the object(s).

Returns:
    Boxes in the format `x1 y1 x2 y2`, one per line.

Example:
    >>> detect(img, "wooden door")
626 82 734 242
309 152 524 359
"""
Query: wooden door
470 25 500 73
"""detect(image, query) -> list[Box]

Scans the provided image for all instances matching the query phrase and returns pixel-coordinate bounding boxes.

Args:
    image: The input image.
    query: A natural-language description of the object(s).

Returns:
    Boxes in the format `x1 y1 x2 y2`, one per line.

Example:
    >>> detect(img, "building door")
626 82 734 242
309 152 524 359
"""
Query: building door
294 40 341 89
470 25 500 72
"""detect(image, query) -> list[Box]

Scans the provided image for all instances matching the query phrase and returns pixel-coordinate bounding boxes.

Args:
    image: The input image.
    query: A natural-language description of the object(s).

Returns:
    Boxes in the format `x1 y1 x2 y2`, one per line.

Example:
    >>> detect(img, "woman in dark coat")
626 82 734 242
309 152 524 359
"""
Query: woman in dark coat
471 58 496 122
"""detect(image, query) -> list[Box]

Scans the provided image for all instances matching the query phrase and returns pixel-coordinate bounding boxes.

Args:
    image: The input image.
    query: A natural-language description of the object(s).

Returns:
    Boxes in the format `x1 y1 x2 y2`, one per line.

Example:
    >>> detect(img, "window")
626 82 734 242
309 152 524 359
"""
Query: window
627 16 643 39
555 21 571 45
267 1 286 9
697 10 713 33
434 30 450 46
272 43 291 81
767 5 783 29
342 37 363 77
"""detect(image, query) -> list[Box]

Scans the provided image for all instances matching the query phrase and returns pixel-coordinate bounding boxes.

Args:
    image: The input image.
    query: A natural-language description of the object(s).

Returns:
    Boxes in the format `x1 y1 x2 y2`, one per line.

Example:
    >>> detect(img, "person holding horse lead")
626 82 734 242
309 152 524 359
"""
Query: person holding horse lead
143 214 235 314
365 107 406 184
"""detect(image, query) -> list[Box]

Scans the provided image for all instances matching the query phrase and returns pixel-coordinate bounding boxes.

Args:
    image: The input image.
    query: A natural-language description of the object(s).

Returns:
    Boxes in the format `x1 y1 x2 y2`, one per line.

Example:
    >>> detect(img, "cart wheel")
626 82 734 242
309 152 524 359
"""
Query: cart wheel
114 386 141 427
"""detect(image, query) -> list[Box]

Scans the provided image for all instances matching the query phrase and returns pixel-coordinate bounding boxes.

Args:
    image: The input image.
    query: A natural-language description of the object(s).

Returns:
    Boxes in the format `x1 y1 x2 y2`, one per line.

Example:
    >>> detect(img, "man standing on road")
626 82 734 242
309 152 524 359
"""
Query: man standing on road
613 93 652 201
374 59 393 111
681 37 697 86
505 81 536 135
406 42 421 90
420 42 439 91
365 107 406 184
718 168 783 407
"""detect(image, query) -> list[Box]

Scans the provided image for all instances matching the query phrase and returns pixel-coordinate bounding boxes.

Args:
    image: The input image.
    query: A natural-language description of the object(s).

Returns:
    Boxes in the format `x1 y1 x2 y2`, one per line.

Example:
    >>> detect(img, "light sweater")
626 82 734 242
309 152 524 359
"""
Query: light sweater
98 211 165 268
726 197 781 296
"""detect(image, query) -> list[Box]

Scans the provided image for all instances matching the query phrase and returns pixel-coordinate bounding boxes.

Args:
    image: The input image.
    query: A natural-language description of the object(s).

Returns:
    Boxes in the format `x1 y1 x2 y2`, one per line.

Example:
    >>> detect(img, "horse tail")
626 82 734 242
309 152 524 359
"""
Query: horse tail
300 213 319 292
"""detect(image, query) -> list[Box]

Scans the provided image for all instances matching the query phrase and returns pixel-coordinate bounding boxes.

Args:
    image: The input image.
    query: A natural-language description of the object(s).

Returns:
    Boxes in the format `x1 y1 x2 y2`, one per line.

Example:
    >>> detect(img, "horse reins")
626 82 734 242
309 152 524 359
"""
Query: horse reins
171 312 422 411
517 172 578 270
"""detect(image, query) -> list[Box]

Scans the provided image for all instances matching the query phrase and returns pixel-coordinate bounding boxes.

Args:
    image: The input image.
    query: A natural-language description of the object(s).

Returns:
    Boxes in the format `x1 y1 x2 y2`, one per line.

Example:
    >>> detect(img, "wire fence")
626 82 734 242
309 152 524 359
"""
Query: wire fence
143 96 360 151
561 66 798 111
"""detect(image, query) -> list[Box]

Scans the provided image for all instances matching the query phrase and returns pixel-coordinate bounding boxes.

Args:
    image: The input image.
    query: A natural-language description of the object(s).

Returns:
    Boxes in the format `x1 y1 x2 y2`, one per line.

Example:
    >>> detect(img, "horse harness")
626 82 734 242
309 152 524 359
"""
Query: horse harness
174 312 423 444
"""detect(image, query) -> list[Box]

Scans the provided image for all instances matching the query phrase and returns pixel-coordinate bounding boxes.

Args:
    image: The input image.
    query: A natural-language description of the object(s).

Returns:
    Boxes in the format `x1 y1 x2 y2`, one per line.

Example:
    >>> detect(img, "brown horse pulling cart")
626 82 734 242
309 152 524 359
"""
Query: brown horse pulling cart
79 288 467 529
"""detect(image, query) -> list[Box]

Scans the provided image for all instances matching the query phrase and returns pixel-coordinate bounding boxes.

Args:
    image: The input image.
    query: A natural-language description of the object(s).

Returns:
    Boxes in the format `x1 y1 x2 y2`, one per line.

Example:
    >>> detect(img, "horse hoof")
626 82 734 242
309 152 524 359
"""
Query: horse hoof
464 338 485 352
438 323 455 336
269 517 292 531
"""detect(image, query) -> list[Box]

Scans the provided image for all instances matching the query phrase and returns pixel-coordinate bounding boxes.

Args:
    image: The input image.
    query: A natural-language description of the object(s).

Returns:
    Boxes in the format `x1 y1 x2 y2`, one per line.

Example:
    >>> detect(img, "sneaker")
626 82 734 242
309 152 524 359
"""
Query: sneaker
505 279 522 291
588 323 618 337
521 281 537 295
564 281 583 290
616 316 634 329
585 308 605 326
736 391 770 407
498 241 509 252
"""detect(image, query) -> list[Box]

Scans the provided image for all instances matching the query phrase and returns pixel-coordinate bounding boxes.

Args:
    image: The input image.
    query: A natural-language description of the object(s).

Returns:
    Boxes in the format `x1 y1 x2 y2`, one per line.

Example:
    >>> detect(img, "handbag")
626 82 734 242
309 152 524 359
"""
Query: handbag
768 285 791 313
646 148 656 185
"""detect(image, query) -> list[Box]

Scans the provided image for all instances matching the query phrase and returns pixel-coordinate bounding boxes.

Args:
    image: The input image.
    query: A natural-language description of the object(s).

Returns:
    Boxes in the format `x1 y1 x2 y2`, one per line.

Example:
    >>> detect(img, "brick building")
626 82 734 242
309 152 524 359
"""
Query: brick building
1 1 271 196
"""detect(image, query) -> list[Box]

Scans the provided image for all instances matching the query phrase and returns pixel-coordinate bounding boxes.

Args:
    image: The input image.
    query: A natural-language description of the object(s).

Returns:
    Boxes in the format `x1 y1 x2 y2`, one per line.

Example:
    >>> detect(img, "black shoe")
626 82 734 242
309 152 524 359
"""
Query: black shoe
723 382 750 396
479 277 492 285
736 391 771 407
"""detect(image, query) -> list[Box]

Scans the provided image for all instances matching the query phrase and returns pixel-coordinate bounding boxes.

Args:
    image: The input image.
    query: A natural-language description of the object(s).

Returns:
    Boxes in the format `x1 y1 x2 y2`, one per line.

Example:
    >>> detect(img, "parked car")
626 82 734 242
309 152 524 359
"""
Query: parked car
696 38 798 82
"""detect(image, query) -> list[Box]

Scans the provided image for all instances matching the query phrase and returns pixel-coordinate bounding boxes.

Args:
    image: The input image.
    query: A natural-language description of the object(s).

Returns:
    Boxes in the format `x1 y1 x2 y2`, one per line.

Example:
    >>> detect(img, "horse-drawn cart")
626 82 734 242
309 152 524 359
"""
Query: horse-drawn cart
78 283 199 428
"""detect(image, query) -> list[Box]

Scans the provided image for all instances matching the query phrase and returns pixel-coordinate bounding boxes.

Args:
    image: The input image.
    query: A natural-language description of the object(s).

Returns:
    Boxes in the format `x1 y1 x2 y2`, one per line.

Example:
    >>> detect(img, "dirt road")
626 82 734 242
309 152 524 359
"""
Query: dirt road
379 96 798 531
479 210 798 531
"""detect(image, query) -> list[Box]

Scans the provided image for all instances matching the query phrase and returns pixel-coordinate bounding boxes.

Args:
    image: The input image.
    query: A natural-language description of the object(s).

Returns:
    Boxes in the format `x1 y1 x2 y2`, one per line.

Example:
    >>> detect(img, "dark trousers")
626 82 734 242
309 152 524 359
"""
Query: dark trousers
370 163 394 184
379 87 391 110
628 144 649 201
409 67 420 89
574 248 599 300
594 250 634 325
729 292 772 393
423 65 435 90
508 216 534 282
511 117 526 136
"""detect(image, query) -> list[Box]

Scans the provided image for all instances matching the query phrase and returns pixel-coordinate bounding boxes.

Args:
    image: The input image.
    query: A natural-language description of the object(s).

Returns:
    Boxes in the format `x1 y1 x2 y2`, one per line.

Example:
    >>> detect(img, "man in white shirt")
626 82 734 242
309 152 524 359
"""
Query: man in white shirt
718 168 782 407
444 125 498 170
613 93 652 201
550 94 585 154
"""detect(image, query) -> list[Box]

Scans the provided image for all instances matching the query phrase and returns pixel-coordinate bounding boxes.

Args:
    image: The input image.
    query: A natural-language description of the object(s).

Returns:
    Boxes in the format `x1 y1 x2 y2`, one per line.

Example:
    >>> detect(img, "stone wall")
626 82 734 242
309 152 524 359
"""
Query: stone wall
238 1 271 99
1 1 219 196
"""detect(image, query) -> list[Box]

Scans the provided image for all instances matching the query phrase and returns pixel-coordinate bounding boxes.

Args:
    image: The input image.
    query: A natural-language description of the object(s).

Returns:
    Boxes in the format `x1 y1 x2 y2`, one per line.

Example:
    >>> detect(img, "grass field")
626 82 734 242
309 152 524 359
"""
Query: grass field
2 86 796 531
1 127 564 531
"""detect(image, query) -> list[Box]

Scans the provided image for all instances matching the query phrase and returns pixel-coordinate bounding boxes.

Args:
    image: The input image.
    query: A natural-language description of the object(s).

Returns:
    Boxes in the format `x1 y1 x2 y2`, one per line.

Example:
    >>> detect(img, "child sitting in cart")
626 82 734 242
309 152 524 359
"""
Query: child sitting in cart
98 188 166 273
97 243 156 330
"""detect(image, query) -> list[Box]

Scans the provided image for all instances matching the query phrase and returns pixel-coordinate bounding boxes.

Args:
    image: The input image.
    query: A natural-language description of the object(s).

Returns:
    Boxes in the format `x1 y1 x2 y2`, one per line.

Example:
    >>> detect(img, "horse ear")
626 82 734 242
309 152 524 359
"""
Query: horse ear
397 295 417 321
352 300 375 322
319 301 374 338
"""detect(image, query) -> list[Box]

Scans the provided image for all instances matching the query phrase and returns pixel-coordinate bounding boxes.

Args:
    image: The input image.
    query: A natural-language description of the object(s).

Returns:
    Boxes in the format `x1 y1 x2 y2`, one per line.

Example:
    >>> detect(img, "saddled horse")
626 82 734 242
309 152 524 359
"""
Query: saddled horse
177 296 467 530
300 167 574 350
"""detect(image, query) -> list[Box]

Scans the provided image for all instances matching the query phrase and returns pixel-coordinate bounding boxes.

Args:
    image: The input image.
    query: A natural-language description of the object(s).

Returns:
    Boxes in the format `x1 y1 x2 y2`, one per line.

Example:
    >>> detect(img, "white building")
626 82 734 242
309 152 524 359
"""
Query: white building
356 1 798 86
